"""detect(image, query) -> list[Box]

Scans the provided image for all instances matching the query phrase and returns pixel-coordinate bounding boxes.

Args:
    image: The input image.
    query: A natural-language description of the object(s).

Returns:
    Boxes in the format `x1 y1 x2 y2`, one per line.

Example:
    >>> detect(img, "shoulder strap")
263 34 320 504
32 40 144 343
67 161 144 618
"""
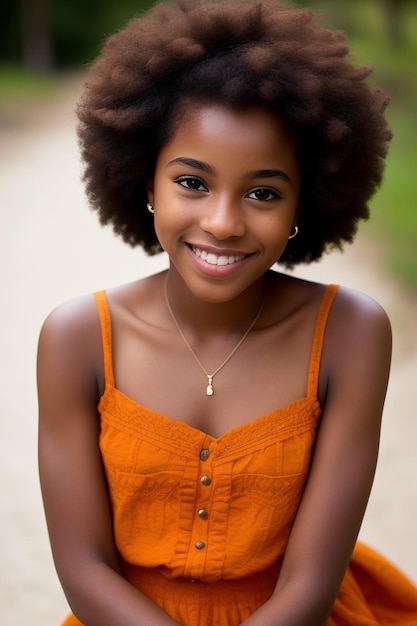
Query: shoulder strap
94 290 115 388
307 284 339 398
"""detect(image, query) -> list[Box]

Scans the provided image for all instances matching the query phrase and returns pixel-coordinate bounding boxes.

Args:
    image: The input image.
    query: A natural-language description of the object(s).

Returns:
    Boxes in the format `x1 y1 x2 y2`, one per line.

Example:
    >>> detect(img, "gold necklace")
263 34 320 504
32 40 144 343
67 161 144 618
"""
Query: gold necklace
164 275 264 396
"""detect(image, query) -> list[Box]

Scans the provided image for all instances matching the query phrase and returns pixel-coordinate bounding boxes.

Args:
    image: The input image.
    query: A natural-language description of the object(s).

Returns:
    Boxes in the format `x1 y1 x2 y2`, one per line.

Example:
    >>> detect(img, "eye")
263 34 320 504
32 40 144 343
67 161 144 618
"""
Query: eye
246 188 281 202
174 176 208 192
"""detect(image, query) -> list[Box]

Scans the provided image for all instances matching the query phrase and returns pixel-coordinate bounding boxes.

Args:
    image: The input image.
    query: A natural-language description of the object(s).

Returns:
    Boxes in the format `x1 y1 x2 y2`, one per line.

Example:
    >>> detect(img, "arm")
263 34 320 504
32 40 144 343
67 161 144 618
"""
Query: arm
241 287 392 626
38 296 182 626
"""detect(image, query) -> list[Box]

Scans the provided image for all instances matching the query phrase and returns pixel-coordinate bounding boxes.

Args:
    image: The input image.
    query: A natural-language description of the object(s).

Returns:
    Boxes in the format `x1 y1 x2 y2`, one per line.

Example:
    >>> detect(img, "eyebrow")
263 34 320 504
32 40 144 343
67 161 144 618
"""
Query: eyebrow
167 157 214 174
166 157 291 183
245 169 291 184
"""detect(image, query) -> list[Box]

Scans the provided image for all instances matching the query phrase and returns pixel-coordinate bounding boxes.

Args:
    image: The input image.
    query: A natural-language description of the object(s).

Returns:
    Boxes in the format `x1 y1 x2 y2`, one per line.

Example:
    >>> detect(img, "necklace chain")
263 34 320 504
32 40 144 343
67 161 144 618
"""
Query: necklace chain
164 275 264 396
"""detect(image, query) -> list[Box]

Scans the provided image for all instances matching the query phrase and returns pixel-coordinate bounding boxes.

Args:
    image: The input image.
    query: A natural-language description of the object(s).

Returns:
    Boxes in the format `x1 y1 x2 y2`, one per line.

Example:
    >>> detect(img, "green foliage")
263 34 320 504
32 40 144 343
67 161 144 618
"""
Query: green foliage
52 0 155 66
370 108 417 290
347 2 417 290
304 0 417 290
0 65 59 97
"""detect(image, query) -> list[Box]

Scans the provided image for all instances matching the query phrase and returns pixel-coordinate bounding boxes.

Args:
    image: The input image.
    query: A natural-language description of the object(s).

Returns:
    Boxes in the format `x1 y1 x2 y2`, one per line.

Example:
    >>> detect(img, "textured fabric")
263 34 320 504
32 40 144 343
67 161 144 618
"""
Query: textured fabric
60 286 417 625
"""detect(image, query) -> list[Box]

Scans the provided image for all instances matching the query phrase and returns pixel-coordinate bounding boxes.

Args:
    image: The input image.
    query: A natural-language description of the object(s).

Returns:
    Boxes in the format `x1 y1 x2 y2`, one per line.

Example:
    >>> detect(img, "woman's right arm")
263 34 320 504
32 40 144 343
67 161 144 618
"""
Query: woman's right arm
37 296 181 626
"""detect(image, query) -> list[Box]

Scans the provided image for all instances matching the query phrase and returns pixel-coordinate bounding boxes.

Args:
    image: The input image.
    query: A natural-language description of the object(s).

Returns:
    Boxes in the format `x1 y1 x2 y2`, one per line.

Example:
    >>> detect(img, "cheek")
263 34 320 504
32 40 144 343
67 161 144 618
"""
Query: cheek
261 209 294 237
258 213 295 256
153 206 183 248
153 212 168 241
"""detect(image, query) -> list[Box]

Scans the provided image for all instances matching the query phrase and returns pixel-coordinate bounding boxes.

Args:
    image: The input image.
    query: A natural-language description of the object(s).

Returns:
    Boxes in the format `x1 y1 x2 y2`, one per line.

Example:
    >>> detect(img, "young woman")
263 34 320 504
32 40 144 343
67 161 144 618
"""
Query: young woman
37 1 417 624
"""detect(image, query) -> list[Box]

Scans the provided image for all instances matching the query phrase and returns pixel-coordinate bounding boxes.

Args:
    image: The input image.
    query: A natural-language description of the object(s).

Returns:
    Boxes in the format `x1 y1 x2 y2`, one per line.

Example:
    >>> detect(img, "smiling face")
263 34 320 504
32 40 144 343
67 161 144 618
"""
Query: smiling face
147 104 301 303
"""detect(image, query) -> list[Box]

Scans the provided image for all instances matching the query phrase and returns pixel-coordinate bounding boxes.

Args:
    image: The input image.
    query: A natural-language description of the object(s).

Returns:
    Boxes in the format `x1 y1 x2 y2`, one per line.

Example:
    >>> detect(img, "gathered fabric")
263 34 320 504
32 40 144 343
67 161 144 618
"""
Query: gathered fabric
61 286 417 625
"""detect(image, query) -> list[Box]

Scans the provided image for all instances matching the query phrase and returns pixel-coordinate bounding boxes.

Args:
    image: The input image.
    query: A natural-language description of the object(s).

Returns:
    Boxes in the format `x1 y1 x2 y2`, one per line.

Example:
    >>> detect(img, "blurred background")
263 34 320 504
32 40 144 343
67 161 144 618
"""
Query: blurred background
1 0 416 287
1 1 416 625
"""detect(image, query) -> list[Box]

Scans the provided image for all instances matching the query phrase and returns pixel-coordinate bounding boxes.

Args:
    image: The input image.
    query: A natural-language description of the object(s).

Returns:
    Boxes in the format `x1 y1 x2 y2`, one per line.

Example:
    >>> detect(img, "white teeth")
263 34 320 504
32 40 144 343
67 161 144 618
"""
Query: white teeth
191 246 245 266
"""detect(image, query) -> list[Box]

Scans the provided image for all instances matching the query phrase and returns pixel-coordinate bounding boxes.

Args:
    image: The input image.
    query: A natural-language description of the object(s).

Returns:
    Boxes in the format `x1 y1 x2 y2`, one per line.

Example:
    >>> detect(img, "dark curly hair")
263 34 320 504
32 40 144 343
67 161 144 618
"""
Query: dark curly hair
77 0 392 265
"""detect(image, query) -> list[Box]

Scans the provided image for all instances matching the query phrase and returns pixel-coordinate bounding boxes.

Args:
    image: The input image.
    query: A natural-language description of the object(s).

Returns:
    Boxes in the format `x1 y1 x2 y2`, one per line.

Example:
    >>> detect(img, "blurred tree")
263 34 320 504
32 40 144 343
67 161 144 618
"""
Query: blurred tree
1 0 414 73
1 0 154 72
21 0 54 73
383 0 409 45
1 0 21 64
52 0 154 67
294 0 412 45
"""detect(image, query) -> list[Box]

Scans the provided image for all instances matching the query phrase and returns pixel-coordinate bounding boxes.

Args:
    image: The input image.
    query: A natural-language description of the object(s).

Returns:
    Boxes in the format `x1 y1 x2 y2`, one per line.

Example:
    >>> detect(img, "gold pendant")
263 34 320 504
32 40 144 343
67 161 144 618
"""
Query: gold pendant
206 375 214 396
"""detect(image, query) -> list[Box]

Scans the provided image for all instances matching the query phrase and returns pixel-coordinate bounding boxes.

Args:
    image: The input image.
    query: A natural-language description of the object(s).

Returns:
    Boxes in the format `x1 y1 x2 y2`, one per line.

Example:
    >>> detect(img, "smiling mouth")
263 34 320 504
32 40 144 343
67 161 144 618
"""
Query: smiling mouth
190 245 249 266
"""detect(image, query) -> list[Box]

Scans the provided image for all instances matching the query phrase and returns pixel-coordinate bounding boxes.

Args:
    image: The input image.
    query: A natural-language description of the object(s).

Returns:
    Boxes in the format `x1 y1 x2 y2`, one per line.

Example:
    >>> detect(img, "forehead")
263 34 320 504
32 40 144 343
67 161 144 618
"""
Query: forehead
160 103 299 173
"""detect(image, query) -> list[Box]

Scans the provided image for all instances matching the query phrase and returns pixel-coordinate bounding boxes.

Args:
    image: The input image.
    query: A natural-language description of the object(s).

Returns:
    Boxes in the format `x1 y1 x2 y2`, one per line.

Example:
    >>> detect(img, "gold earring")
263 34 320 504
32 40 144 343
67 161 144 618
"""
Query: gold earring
147 203 155 214
288 225 299 240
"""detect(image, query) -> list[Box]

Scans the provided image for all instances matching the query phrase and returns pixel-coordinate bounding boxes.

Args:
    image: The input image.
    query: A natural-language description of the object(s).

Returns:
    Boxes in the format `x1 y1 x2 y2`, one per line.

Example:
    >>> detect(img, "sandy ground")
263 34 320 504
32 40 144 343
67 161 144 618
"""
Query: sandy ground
1 78 416 625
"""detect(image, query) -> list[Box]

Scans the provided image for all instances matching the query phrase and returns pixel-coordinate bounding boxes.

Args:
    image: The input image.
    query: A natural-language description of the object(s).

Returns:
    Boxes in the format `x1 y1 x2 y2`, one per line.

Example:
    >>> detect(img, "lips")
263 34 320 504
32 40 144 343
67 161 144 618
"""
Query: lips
190 245 248 266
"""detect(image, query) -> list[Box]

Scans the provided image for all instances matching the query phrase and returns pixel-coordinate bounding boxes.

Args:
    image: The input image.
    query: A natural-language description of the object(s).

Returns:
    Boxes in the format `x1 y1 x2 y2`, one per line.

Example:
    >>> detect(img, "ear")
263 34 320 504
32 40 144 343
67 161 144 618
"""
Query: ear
146 176 155 206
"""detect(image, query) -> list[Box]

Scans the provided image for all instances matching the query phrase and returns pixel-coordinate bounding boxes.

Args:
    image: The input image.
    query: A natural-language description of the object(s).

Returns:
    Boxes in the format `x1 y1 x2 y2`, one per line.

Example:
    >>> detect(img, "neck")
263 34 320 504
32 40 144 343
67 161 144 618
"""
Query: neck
164 265 266 338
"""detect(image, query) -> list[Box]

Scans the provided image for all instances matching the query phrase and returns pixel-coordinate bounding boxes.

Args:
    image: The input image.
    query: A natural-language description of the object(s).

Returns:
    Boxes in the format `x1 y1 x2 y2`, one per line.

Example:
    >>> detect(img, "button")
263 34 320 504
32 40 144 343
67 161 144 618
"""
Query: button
198 509 208 520
195 541 205 550
200 448 210 461
200 475 211 486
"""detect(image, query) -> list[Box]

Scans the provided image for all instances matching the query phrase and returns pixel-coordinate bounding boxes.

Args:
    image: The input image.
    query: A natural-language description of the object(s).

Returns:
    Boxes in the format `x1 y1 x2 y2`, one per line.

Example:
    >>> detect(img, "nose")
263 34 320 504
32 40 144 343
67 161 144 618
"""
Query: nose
199 196 246 240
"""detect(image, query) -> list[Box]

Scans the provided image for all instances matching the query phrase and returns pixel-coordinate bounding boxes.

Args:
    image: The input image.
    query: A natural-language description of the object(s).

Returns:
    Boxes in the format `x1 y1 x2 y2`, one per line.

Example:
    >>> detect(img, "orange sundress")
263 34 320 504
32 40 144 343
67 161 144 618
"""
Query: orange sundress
61 285 417 625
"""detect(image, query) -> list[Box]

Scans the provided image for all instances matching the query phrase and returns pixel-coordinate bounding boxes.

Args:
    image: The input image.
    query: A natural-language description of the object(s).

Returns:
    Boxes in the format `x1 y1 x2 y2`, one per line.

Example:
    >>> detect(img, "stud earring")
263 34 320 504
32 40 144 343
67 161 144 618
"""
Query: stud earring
147 203 155 214
288 225 299 240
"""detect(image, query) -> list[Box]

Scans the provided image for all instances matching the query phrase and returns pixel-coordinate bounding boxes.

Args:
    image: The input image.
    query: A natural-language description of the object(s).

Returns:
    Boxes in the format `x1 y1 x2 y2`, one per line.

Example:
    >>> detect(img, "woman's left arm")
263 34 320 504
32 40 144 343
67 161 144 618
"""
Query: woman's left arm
242 287 392 626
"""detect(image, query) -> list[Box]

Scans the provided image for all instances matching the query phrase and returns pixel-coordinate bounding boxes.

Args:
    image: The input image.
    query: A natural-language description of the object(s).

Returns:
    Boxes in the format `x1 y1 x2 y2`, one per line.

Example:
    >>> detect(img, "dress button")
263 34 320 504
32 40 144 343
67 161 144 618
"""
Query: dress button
195 541 205 550
200 448 210 461
200 475 212 486
198 508 209 520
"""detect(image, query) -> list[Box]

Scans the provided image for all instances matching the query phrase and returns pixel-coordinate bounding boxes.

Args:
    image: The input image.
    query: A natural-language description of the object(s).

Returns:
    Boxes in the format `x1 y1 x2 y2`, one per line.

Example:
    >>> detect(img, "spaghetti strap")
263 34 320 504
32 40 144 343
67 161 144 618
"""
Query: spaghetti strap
93 291 115 388
307 284 339 398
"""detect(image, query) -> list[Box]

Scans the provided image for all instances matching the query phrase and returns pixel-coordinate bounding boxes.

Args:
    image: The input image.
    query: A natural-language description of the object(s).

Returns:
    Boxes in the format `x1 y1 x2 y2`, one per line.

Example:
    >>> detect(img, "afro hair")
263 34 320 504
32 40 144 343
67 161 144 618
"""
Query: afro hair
77 0 392 265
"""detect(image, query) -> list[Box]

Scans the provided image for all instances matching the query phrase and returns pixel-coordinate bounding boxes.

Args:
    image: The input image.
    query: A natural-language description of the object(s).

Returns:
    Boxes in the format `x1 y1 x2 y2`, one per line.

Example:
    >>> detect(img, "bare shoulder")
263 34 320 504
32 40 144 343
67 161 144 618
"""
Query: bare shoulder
268 273 390 332
38 274 164 374
298 276 390 346
329 285 392 342
272 276 392 391
37 292 109 406
322 285 392 385
38 293 102 364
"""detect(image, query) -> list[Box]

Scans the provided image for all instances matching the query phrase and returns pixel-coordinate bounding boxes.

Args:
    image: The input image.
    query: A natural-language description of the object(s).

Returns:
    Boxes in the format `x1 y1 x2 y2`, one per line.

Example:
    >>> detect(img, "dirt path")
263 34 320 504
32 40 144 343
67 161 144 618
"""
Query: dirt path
1 79 416 625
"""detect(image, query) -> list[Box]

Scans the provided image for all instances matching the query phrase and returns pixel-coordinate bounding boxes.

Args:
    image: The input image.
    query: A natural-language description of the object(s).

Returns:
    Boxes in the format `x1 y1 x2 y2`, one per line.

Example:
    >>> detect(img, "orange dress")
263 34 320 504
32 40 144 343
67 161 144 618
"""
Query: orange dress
62 285 417 625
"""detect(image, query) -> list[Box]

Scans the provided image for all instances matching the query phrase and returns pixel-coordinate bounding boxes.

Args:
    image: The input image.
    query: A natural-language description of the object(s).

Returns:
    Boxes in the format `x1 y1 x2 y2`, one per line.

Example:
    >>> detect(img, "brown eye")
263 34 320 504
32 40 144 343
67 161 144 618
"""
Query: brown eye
175 176 208 192
247 188 280 201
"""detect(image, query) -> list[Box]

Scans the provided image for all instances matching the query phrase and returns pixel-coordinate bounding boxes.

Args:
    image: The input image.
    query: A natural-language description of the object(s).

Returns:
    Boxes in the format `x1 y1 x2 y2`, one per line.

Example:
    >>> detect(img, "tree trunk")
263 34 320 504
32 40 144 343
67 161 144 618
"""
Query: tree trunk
20 0 54 73
383 0 407 46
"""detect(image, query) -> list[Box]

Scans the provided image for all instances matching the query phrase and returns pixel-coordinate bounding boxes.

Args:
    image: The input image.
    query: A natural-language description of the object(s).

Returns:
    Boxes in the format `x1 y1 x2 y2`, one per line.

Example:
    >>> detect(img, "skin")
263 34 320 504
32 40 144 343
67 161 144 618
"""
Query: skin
38 104 392 625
